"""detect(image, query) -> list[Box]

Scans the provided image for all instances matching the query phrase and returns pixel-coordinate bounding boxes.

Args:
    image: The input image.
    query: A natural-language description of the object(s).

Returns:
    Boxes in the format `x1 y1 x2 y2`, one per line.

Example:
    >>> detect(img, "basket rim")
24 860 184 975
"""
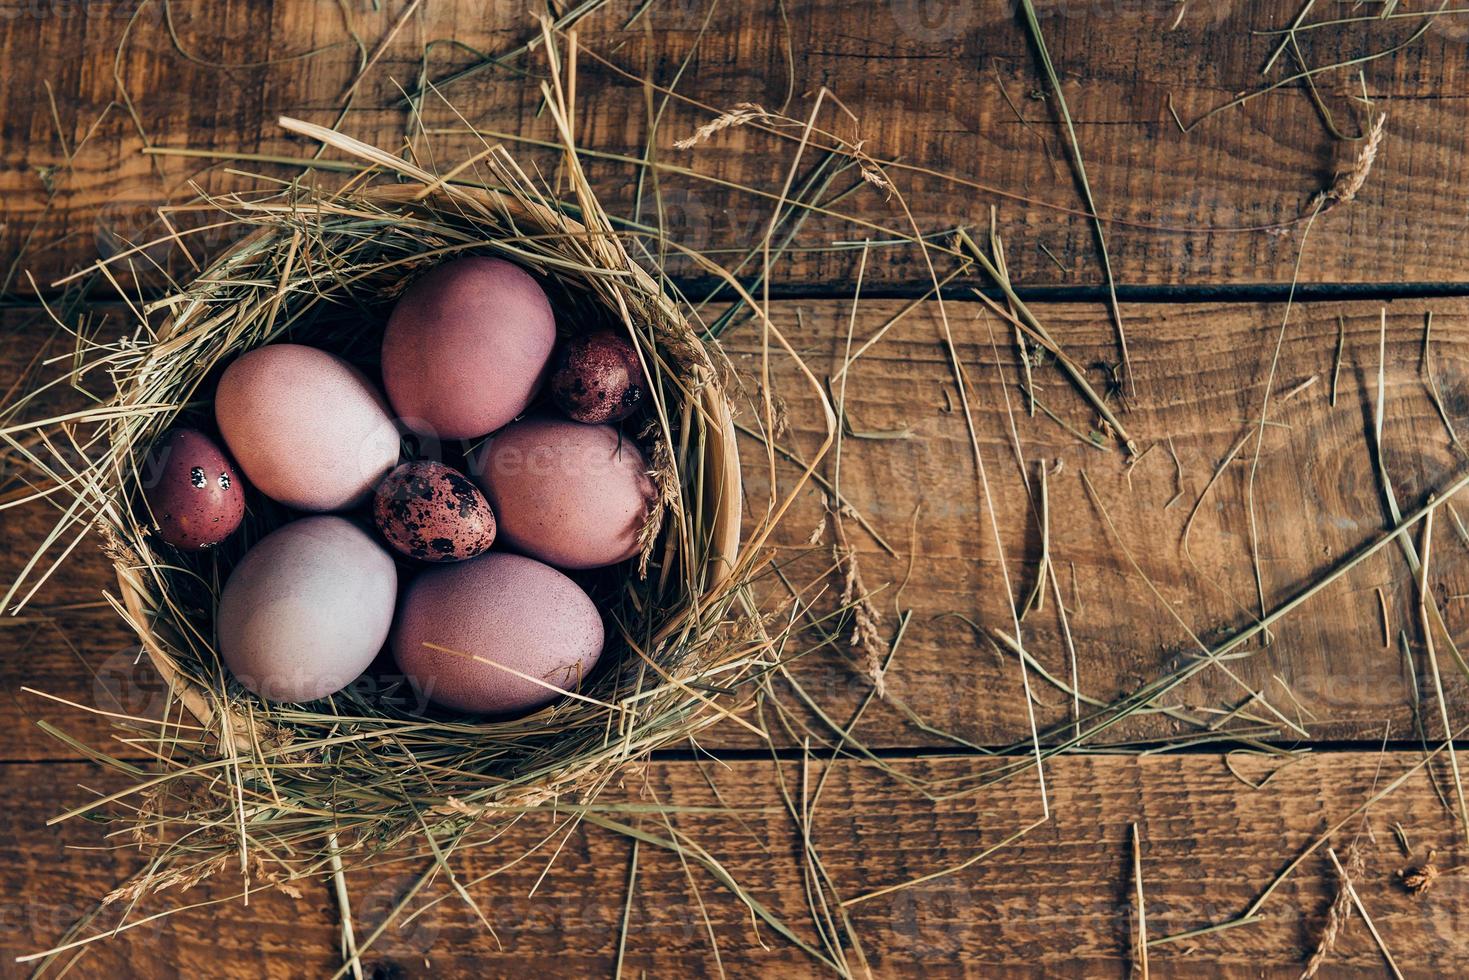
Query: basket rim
114 181 743 744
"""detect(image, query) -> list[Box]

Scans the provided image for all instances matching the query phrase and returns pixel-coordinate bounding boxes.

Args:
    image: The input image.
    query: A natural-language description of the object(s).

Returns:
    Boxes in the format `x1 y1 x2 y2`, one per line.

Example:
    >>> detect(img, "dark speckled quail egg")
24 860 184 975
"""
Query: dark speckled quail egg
372 461 496 562
141 428 246 549
549 330 647 424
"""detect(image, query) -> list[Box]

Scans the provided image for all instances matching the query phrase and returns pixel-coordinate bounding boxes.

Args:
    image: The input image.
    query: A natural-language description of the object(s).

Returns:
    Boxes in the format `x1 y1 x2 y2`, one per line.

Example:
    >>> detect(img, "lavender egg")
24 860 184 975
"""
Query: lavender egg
392 552 604 715
142 428 245 549
382 257 556 440
215 344 400 513
474 414 656 570
550 330 647 424
217 516 397 703
373 461 496 562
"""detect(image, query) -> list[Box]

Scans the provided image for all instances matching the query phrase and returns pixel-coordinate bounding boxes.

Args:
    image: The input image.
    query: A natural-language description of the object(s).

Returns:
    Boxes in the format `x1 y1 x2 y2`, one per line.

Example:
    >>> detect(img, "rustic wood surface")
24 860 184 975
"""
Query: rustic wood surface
6 0 1469 977
4 1 1469 292
1 754 1465 979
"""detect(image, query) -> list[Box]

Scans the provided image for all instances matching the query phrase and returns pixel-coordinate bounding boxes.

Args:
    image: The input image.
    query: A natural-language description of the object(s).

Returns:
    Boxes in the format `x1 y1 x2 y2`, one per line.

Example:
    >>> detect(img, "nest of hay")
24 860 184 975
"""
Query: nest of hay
44 113 779 900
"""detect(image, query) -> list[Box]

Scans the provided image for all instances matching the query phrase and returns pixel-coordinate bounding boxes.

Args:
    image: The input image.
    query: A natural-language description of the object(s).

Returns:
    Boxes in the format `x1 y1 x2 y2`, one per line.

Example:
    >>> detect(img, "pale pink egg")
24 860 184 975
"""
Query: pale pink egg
215 345 399 512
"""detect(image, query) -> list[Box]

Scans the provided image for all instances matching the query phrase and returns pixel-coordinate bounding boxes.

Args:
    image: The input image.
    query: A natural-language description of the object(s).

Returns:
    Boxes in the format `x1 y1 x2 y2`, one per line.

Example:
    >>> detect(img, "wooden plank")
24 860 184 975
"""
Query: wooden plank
737 293 1469 752
7 295 1469 759
1 752 1464 976
3 1 1469 292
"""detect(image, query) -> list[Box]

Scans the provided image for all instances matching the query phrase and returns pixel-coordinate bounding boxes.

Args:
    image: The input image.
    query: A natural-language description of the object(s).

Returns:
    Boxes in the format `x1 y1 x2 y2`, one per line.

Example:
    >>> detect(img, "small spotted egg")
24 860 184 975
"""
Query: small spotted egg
549 330 647 424
142 428 246 549
372 461 496 562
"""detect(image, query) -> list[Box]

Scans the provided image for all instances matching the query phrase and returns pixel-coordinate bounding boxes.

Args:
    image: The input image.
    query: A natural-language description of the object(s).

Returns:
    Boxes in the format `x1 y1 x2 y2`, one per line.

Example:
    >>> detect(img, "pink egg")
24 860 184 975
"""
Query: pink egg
215 345 400 512
217 516 397 703
382 256 556 440
392 552 604 714
141 428 246 549
473 414 657 570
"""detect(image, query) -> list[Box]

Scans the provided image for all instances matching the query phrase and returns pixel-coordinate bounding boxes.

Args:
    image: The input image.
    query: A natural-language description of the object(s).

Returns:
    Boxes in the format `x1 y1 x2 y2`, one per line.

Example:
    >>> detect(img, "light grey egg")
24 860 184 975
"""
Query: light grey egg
217 515 397 702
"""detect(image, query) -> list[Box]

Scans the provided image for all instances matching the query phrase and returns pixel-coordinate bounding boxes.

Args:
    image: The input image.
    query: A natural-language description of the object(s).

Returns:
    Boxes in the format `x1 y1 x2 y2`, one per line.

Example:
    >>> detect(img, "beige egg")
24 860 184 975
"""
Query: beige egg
392 552 604 715
215 344 400 511
474 414 656 569
217 516 397 703
382 256 556 440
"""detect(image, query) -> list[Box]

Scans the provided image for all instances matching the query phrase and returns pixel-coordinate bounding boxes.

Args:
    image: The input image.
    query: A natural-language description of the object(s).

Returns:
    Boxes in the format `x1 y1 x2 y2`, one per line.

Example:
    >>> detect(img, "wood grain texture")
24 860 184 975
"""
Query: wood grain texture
8 295 1469 759
8 3 1469 976
735 292 1469 752
2 0 1468 292
1 752 1465 978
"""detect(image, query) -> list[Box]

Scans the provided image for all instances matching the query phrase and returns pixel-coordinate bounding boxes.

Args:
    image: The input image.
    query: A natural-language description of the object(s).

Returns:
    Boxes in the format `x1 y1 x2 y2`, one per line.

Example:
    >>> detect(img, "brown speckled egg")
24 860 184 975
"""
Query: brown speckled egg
373 461 496 562
392 552 604 715
215 344 400 512
382 257 556 439
550 330 647 424
218 516 397 703
141 428 246 549
473 414 656 570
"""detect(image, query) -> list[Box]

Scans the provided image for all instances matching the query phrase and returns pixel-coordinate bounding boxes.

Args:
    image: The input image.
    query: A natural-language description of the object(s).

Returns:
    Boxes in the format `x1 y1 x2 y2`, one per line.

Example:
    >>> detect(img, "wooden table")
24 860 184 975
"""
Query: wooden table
5 2 1469 975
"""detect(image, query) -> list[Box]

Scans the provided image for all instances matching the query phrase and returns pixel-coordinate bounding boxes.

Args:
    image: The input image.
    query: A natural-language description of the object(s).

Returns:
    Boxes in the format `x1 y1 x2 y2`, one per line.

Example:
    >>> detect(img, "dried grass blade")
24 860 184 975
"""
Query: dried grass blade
1017 0 1131 393
1326 846 1404 980
1132 822 1148 980
614 838 639 980
1416 509 1469 843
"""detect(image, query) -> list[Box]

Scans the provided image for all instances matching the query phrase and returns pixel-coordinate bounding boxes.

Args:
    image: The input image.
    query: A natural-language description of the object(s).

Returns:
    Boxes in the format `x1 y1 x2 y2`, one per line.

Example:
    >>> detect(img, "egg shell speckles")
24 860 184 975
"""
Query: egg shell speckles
549 330 647 424
382 257 556 440
217 516 397 703
392 552 605 715
373 461 496 562
474 414 656 570
215 344 400 512
142 428 246 548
